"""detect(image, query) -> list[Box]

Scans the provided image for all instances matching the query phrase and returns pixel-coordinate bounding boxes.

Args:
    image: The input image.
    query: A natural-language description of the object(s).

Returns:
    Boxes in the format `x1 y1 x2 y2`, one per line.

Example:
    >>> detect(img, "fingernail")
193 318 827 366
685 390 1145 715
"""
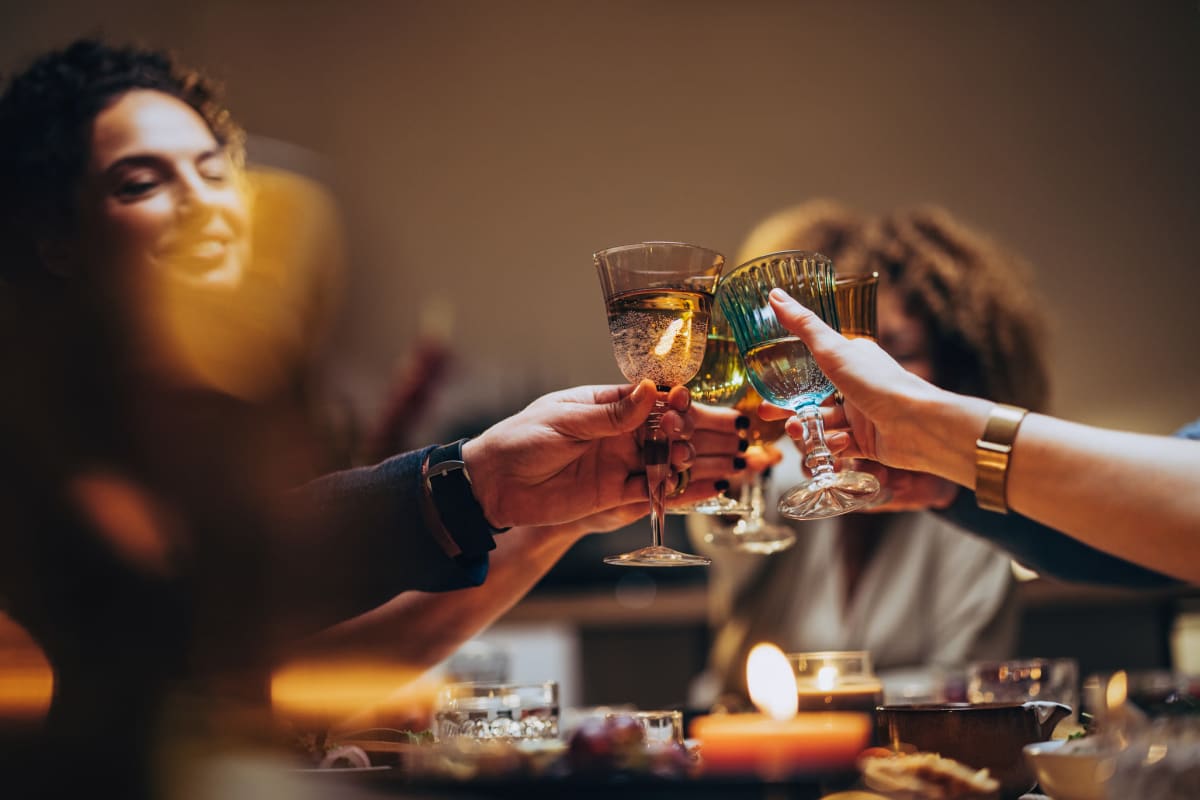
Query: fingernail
733 457 747 470
714 480 730 492
736 415 751 430
738 439 749 452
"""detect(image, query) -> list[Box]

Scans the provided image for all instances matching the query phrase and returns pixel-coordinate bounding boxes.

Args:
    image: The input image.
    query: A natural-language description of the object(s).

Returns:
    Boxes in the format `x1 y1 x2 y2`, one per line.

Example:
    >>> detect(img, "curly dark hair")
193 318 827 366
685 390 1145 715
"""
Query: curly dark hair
0 38 243 285
735 200 1051 411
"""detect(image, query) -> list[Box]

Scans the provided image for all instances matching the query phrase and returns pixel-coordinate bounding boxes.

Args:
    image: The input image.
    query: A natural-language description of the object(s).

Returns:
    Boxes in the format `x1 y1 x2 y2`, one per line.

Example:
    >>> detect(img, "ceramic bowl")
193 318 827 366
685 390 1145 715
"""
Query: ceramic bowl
875 701 1071 799
1023 739 1113 800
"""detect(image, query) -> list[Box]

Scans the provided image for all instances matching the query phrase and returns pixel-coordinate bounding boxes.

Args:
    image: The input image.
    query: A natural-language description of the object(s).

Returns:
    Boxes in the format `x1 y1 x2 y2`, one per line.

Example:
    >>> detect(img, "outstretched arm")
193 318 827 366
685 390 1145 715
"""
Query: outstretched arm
767 289 1200 584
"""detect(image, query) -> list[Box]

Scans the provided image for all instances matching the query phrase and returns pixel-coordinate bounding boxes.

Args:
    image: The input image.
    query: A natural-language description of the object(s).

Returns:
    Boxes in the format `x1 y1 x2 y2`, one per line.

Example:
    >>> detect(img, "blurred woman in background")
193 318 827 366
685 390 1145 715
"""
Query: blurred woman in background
691 200 1052 706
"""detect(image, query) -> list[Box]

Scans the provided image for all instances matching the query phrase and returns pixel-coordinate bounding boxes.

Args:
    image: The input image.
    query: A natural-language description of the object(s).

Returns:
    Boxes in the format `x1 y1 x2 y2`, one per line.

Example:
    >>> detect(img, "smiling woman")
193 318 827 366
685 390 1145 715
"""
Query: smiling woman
0 36 747 799
83 89 250 288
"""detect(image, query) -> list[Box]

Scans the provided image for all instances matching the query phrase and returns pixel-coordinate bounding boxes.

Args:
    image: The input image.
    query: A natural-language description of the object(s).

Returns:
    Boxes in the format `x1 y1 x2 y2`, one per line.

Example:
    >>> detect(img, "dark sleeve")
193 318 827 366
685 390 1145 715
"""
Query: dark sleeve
268 447 494 629
935 490 1184 588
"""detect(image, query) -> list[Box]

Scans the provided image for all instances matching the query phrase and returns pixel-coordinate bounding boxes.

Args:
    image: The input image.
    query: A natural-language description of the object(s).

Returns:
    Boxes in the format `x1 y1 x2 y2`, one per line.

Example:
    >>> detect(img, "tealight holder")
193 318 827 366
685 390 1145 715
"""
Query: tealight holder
789 650 884 714
434 681 559 741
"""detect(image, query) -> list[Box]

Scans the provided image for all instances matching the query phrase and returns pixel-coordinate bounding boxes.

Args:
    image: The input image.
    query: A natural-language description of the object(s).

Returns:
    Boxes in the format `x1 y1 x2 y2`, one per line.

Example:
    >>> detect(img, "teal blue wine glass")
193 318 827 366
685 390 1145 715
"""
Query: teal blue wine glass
594 242 725 566
718 251 880 520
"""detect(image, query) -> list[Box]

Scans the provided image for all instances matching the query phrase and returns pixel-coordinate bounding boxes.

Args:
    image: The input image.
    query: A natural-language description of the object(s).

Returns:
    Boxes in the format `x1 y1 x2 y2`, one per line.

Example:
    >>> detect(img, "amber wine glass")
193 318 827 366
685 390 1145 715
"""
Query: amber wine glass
594 242 725 566
834 272 891 508
719 251 880 520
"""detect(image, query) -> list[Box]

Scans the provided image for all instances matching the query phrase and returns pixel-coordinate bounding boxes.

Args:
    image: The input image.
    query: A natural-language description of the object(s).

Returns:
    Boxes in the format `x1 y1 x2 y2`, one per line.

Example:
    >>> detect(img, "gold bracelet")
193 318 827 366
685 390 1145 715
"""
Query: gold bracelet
975 403 1029 514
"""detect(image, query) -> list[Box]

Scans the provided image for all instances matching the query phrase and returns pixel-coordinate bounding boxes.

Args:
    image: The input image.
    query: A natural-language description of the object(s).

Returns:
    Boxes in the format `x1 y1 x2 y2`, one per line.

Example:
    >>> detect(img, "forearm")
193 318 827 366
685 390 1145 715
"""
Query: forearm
1004 414 1200 582
291 524 586 671
917 393 1200 584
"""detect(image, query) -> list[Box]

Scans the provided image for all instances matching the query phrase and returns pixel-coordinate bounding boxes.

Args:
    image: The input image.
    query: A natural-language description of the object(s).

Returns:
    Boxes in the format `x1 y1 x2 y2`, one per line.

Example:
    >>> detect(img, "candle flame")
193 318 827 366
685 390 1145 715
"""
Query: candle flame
816 665 839 691
747 643 798 721
1106 669 1127 711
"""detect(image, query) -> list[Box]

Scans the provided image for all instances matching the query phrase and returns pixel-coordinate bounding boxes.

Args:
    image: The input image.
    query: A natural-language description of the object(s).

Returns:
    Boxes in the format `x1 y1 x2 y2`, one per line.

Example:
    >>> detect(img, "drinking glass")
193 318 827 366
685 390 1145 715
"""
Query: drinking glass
594 242 725 566
834 272 892 508
434 681 559 742
670 301 751 516
968 657 1080 724
701 384 796 553
718 251 880 520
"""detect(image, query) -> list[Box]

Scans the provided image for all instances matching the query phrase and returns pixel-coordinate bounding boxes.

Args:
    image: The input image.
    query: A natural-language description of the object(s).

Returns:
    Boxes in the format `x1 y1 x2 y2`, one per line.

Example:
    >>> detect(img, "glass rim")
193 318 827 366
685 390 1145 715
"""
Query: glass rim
593 241 725 261
441 680 558 692
835 271 880 287
727 248 833 274
785 649 871 661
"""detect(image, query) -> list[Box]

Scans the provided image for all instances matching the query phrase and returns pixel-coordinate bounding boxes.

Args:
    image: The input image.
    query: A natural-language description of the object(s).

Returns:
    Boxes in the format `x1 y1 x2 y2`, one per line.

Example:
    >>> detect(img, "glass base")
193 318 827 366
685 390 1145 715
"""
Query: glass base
704 523 795 555
777 470 881 520
666 493 752 517
863 486 894 510
603 545 712 567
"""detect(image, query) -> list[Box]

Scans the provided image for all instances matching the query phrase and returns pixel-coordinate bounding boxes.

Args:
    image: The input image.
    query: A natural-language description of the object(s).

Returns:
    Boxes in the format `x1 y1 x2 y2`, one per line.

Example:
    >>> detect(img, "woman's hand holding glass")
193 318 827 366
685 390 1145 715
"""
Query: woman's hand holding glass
758 288 952 476
718 252 880 520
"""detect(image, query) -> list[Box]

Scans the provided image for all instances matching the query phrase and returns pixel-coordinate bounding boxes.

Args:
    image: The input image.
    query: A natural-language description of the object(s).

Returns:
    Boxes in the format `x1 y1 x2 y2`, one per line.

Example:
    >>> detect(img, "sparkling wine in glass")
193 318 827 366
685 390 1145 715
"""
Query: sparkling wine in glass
719 251 879 520
670 302 751 516
594 242 725 566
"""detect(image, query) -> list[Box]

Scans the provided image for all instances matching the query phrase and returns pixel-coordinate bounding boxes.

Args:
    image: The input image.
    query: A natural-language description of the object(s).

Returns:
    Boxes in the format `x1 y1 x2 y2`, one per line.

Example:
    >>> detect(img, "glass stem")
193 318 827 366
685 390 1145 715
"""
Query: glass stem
735 465 769 534
643 395 671 549
796 405 835 478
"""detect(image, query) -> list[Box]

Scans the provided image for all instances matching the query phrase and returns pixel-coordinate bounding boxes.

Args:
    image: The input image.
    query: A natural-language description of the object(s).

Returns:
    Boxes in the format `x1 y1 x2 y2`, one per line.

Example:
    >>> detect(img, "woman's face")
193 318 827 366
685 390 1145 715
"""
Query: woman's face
76 89 250 289
876 286 935 383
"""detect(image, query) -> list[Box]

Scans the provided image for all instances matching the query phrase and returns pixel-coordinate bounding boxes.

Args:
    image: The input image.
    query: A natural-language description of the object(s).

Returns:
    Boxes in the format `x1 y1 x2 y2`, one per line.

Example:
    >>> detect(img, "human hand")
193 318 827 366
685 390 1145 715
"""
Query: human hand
763 289 949 475
463 380 744 529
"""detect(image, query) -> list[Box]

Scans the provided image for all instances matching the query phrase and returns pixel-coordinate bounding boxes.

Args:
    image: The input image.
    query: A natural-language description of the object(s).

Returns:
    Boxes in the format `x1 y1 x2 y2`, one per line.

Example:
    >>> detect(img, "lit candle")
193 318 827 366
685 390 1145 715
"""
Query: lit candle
792 650 884 714
691 644 872 779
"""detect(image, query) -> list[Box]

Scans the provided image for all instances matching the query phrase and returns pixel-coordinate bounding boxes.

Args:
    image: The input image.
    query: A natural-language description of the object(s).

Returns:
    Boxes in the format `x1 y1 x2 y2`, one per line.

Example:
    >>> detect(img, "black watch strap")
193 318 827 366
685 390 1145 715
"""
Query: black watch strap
422 438 508 559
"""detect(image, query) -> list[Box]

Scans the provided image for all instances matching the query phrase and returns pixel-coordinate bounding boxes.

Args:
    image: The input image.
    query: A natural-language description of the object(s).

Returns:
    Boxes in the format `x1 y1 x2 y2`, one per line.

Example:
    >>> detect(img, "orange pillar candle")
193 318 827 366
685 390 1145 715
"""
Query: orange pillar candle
691 710 872 778
692 643 873 779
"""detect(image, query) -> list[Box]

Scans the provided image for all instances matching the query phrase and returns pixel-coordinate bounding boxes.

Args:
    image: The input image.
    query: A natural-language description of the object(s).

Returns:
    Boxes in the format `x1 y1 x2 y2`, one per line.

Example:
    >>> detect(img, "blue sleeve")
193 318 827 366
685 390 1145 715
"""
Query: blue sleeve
272 449 493 627
932 416 1199 588
1173 418 1200 441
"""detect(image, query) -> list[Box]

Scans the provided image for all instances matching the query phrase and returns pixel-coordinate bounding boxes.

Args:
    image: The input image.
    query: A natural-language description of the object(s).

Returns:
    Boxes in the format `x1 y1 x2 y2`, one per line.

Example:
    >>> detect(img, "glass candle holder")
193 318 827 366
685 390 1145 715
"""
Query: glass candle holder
434 681 559 742
610 709 685 746
789 650 884 714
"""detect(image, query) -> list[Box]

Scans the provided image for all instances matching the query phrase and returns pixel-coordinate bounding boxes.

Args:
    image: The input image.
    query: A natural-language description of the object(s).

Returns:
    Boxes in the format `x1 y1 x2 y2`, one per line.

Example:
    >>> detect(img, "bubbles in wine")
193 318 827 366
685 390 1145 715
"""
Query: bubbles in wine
606 289 711 387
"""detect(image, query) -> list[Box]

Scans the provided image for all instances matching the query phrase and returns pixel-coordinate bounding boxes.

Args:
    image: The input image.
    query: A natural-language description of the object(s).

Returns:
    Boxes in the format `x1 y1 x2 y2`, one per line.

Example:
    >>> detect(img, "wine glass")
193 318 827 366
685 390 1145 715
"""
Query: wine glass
669 301 751 516
593 242 725 566
702 384 796 553
834 272 891 508
718 251 880 520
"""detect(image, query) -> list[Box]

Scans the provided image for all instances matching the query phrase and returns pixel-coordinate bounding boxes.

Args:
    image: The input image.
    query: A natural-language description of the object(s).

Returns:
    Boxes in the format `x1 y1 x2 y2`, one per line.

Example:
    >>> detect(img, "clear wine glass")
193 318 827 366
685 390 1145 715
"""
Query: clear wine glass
669 301 752 517
594 242 725 566
834 272 892 508
719 251 880 520
702 384 796 553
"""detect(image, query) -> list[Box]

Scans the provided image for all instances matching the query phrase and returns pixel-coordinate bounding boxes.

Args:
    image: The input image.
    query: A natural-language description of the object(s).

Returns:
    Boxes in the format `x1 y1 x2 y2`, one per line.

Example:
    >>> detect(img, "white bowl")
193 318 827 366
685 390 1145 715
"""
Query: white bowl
1023 739 1114 800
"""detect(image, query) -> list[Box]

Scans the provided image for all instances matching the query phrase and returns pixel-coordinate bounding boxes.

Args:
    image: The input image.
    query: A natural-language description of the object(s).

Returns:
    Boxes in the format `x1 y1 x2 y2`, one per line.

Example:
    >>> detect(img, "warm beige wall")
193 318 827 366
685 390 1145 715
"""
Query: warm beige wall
4 0 1197 440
